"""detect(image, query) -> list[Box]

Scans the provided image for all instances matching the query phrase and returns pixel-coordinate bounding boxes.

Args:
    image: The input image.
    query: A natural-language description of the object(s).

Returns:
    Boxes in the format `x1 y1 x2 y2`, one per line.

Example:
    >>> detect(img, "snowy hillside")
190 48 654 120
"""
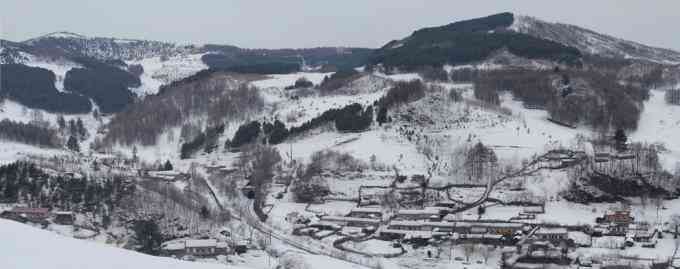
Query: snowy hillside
510 15 680 64
0 219 246 269
126 53 208 96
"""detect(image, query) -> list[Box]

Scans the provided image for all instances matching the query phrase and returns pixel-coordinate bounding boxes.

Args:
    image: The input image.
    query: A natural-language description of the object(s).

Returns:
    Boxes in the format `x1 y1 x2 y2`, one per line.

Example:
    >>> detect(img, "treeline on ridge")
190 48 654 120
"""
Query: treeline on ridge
226 103 374 149
0 119 61 148
0 161 133 215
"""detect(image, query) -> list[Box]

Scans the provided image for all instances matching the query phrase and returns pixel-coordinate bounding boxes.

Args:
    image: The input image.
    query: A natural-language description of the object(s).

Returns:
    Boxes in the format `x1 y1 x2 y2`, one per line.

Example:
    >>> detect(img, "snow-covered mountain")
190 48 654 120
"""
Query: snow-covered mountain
509 15 680 64
22 31 197 61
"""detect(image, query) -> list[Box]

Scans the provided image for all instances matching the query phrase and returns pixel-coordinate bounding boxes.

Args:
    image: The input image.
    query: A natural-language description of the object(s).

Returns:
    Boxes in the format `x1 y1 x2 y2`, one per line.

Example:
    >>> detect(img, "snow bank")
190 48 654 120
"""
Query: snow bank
0 219 249 269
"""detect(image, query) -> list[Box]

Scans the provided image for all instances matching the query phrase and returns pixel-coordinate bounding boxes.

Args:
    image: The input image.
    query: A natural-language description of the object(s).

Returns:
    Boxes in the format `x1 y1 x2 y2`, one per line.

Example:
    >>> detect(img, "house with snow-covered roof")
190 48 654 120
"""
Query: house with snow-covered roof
161 238 230 257
534 227 568 243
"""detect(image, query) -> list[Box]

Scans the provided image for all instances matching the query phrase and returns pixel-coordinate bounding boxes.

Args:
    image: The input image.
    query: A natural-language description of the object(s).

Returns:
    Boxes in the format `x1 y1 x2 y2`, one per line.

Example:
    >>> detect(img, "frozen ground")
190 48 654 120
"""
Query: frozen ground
126 53 208 96
631 90 680 171
0 219 246 269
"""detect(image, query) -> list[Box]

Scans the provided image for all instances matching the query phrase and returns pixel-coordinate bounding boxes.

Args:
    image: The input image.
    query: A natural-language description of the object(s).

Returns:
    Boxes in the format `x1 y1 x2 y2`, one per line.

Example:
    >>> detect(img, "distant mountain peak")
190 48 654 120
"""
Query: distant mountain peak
507 15 680 64
25 31 88 43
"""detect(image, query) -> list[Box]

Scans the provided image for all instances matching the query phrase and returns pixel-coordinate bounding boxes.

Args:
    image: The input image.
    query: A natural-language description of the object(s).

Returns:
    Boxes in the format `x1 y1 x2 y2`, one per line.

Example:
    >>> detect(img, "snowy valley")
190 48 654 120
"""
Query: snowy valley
2 11 680 269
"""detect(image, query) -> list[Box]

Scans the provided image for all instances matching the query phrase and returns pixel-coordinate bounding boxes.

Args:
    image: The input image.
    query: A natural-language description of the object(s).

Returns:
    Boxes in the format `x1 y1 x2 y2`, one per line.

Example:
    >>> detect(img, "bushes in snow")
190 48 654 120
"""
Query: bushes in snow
180 124 225 159
375 80 427 125
290 176 330 203
333 103 373 132
378 80 426 108
284 77 314 90
318 68 360 92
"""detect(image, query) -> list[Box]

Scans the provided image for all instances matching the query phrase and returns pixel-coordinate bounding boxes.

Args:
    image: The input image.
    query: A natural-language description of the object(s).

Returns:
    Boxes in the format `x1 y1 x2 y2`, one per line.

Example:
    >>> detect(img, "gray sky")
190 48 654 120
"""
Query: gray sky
2 0 679 51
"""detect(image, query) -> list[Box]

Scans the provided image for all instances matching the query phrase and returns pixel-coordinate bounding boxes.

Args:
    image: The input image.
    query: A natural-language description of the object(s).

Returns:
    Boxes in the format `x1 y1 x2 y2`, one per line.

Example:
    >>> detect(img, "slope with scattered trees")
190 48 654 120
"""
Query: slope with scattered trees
103 72 264 146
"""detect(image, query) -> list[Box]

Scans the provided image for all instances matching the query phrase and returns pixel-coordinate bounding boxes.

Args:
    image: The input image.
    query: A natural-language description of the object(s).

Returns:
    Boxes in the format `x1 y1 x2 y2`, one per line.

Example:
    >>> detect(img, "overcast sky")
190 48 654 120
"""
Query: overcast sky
2 0 679 51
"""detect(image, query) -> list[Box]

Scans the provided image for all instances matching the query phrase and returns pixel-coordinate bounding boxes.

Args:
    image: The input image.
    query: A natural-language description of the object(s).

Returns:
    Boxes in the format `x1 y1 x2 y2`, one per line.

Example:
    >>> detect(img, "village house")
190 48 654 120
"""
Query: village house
143 170 189 182
54 211 75 225
394 208 442 221
627 223 656 243
596 209 635 236
347 207 383 219
442 216 525 236
161 239 230 257
522 204 545 214
534 227 568 243
0 207 50 223
434 201 460 209
603 210 634 224
320 216 381 228
380 219 523 244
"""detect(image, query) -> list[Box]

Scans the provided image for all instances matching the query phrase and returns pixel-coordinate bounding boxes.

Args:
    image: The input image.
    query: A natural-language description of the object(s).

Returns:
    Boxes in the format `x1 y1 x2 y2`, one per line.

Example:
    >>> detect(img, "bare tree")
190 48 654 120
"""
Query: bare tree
249 145 282 204
462 244 475 262
480 245 493 264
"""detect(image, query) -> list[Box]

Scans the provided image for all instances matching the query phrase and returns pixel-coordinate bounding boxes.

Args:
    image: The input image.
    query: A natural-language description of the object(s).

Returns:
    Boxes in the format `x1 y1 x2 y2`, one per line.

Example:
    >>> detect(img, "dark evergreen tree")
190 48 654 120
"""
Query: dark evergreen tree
199 205 211 220
66 136 80 152
268 120 289 144
57 115 66 131
231 121 261 148
76 118 87 140
68 119 77 137
163 160 173 171
376 106 388 126
613 129 628 152
132 219 162 255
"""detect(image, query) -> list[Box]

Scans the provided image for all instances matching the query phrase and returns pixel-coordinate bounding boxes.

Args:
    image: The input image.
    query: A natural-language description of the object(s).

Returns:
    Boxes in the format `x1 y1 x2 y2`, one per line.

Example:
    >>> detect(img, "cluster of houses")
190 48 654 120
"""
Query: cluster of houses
141 170 190 182
593 209 657 246
314 206 556 246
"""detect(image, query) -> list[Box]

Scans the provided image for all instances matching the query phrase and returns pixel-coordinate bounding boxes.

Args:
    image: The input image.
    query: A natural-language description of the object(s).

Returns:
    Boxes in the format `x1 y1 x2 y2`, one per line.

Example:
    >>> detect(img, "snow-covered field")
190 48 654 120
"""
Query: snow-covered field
631 90 680 171
0 219 245 269
126 53 208 96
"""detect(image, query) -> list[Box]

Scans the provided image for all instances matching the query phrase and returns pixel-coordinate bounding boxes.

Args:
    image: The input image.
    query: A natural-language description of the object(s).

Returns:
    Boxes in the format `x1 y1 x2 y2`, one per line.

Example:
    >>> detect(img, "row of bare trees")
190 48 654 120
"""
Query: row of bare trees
103 72 264 146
